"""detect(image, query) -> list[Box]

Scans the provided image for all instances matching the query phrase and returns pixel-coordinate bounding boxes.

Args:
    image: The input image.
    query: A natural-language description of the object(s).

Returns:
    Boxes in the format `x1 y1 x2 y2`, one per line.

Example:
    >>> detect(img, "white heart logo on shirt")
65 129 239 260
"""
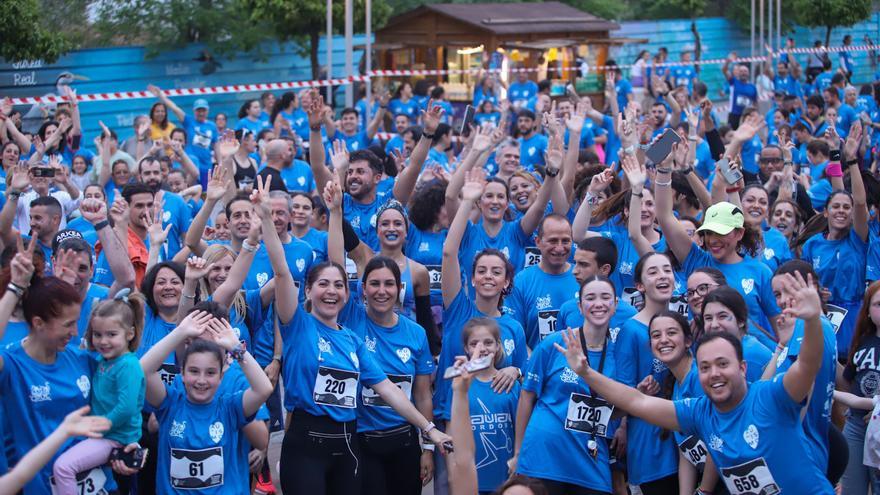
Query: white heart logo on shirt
743 424 759 449
741 278 754 295
504 339 515 355
396 347 411 363
76 375 90 399
209 421 224 443
256 272 269 287
162 210 171 223
609 327 620 343
297 176 306 186
296 259 306 272
763 248 775 260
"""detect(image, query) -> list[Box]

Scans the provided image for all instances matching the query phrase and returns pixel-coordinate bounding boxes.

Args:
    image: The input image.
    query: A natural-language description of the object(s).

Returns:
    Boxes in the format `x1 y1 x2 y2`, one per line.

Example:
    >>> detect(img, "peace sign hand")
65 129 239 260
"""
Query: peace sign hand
11 236 37 288
53 248 81 287
250 175 272 219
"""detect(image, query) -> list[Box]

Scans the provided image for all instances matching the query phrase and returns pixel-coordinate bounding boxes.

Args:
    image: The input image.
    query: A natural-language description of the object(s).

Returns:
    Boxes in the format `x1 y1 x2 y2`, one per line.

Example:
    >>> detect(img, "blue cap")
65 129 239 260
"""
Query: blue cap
193 98 209 110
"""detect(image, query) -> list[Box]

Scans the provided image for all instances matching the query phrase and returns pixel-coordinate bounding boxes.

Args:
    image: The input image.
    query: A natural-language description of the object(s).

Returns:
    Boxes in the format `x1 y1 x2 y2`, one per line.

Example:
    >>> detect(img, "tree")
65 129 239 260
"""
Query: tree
246 0 392 80
792 0 871 46
0 0 73 63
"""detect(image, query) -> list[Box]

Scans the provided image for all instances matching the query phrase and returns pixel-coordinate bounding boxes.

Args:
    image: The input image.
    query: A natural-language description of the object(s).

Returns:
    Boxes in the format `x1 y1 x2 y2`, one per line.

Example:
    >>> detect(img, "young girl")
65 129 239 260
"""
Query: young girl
700 287 773 384
51 290 147 495
461 317 519 494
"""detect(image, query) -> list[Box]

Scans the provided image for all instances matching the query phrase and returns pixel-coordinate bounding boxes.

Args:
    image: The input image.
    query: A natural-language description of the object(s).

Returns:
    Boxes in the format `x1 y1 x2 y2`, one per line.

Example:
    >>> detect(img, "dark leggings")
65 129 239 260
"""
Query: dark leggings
528 476 610 495
827 424 849 485
359 424 423 495
280 410 361 495
639 474 680 495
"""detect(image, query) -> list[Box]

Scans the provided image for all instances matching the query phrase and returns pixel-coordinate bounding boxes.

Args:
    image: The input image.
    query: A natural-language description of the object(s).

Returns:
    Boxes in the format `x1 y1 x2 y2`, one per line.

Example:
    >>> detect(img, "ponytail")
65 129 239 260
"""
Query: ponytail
86 290 147 352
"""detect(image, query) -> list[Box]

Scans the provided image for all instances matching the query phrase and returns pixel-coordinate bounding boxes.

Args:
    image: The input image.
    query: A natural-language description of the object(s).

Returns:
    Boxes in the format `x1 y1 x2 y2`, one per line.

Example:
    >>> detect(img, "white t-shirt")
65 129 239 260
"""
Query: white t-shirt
865 396 880 469
14 189 81 233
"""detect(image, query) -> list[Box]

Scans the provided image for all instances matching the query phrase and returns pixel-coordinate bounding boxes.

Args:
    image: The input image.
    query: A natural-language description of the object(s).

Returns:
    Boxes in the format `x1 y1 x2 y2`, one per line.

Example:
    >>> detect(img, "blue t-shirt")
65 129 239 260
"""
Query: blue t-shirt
473 87 498 108
75 283 110 347
474 112 502 127
183 115 219 173
234 117 271 135
509 80 539 106
279 160 316 193
813 72 834 95
615 78 633 110
753 227 793 273
243 238 314 297
835 104 858 138
867 235 880 283
682 243 781 341
742 334 772 383
669 66 696 92
674 378 835 494
728 78 758 116
774 316 837 471
740 135 763 175
0 343 94 494
434 291 527 420
280 310 386 422
154 386 251 494
614 318 678 484
518 331 616 492
138 307 180 385
355 99 379 131
388 98 420 120
672 362 708 472
459 219 530 292
506 264 579 348
774 75 802 97
469 378 520 492
519 133 548 169
343 191 389 252
333 130 371 152
67 216 98 247
600 115 621 166
405 225 446 307
297 227 329 265
338 302 434 432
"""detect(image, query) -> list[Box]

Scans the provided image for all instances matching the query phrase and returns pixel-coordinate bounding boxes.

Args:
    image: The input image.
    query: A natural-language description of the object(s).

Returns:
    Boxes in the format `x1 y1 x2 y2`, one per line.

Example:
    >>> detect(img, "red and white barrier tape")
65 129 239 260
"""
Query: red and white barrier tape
6 43 876 106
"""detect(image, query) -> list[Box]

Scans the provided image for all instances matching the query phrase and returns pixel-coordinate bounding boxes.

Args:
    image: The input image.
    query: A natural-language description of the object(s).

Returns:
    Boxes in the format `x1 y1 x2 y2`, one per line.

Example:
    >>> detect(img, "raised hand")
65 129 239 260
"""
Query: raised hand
544 134 564 173
108 198 129 229
844 121 863 161
636 375 661 395
566 100 587 133
9 161 30 191
146 84 162 97
671 139 690 169
176 310 214 338
823 125 841 151
605 72 616 97
185 256 213 282
389 148 407 174
0 97 12 117
777 271 822 321
553 328 589 376
80 198 109 225
621 154 646 190
250 175 272 219
421 99 444 134
471 125 493 153
323 177 343 212
11 236 37 288
217 130 239 159
246 214 262 244
145 202 170 247
588 168 614 196
306 90 325 128
53 248 80 286
461 168 487 202
137 120 150 139
98 120 111 138
328 139 349 173
204 317 240 351
732 113 765 144
616 111 638 149
61 406 111 439
206 166 231 202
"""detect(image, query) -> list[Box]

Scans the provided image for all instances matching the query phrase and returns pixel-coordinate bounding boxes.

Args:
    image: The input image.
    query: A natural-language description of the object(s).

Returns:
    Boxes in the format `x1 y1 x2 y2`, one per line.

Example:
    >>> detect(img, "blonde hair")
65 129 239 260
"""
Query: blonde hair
86 291 147 352
199 244 247 319
461 317 505 367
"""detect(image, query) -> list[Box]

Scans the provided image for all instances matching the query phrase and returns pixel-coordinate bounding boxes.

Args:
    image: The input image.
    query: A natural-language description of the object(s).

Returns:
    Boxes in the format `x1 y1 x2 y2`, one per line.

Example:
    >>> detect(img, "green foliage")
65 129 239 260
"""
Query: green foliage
634 0 706 19
791 0 872 44
0 0 73 63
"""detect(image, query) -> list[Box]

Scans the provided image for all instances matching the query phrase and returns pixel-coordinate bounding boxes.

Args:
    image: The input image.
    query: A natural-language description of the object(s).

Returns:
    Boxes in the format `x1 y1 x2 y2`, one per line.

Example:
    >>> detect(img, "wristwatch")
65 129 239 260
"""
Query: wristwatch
680 165 694 175
545 165 560 178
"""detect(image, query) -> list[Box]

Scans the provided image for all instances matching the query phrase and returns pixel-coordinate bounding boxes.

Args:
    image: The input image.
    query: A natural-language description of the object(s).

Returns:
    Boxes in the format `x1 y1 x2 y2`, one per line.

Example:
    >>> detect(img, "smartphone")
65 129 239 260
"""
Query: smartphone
645 129 681 165
110 447 149 469
717 157 743 184
460 105 476 137
32 167 56 178
443 356 492 379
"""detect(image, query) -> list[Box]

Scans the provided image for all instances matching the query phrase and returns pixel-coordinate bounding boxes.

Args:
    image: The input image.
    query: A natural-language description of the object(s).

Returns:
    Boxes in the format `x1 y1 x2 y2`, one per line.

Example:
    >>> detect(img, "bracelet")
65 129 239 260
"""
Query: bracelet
847 158 860 167
656 167 672 175
8 190 20 201
93 219 110 231
654 179 672 187
725 186 742 193
422 131 435 140
584 191 598 206
181 293 196 300
783 161 793 167
309 124 322 132
632 190 644 198
680 165 694 175
241 241 258 253
228 342 247 362
826 162 843 178
6 282 25 298
422 443 436 452
272 354 282 364
421 421 437 441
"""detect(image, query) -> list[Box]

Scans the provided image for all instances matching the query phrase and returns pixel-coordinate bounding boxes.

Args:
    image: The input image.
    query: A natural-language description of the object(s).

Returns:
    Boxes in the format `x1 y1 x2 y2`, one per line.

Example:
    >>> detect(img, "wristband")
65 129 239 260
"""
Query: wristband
680 165 694 175
846 158 860 168
8 190 20 200
422 131 435 140
656 167 672 175
829 149 841 162
421 421 437 442
584 191 598 206
825 162 843 178
632 190 644 198
181 293 196 300
380 105 388 109
422 443 436 452
272 354 282 364
654 179 672 187
309 124 322 132
228 342 247 362
783 161 793 167
725 186 742 193
6 282 25 298
241 240 258 253
93 219 110 231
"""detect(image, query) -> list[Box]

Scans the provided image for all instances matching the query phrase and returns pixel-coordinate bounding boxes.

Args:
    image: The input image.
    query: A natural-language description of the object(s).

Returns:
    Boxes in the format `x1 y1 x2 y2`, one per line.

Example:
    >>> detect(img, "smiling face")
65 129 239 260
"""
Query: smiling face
212 213 230 241
824 192 853 232
636 254 675 303
472 253 509 300
306 266 349 322
579 279 616 328
152 267 183 312
702 301 744 337
270 196 291 236
686 272 720 316
696 337 747 409
465 325 500 362
701 229 743 260
363 266 399 315
346 160 379 200
479 181 508 223
290 194 313 229
32 303 81 351
207 254 234 292
183 351 223 404
377 208 406 249
227 200 254 241
771 201 798 238
509 176 537 211
741 188 769 226
112 161 131 187
2 142 20 168
89 316 134 360
498 145 521 174
537 217 572 271
650 316 690 366
341 112 359 133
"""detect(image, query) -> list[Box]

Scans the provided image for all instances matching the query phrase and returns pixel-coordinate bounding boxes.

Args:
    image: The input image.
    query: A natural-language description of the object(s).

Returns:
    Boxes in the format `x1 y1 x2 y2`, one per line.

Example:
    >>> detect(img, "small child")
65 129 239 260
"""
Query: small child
52 289 146 494
834 390 880 470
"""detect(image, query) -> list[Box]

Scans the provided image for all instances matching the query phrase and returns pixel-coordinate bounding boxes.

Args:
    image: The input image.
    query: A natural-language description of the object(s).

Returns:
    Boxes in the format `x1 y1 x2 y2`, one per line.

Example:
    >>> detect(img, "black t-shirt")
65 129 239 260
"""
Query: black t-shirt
844 334 880 416
256 166 288 193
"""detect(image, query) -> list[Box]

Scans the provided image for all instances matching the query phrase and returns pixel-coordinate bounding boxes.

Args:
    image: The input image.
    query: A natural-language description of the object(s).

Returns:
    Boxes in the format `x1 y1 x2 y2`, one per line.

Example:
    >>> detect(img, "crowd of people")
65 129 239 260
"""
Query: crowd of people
0 35 879 495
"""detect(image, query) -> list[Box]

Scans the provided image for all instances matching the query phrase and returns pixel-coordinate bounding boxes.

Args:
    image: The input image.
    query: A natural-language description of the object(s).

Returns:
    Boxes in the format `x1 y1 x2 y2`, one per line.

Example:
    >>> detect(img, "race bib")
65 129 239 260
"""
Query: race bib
314 366 358 408
538 310 559 340
363 374 413 407
565 393 614 437
192 133 212 149
426 265 442 290
676 78 690 87
524 247 542 268
170 447 224 489
825 304 848 334
50 467 108 495
622 287 644 310
159 363 179 386
345 256 358 281
678 435 708 470
720 458 780 495
735 96 753 108
668 295 689 316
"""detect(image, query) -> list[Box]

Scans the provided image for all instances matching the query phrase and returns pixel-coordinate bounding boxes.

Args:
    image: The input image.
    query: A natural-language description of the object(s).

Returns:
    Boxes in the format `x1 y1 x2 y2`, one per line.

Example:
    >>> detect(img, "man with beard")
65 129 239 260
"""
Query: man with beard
308 89 433 251
185 166 256 257
91 182 157 287
517 109 548 170
746 145 815 218
0 194 63 272
649 101 671 139
137 155 192 259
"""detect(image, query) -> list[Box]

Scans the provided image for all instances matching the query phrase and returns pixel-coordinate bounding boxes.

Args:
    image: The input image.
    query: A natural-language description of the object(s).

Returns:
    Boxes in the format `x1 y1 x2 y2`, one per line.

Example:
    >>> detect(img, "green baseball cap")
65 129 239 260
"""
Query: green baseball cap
697 202 744 235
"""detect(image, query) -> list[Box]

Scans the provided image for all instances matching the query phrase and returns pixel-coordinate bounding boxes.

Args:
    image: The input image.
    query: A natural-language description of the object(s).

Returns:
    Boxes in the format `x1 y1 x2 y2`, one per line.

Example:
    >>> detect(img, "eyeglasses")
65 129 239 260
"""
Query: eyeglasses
686 283 718 300
759 157 783 164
